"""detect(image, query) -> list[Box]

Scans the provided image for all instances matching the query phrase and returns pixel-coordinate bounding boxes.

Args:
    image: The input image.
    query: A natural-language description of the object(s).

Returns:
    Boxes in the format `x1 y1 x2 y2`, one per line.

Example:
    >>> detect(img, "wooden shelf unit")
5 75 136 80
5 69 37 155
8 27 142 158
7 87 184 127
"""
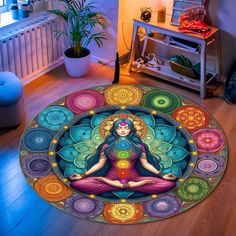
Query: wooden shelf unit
129 19 221 99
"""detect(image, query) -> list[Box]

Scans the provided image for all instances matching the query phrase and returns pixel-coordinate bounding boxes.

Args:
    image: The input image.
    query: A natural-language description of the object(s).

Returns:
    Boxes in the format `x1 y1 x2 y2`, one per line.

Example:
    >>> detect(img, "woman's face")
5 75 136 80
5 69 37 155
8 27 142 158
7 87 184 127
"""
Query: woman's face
115 123 131 137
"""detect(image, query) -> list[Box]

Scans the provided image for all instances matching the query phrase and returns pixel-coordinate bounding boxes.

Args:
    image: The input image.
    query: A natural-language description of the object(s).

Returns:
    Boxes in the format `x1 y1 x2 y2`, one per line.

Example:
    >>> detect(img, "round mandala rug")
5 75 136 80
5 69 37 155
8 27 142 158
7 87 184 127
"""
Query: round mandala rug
19 85 228 224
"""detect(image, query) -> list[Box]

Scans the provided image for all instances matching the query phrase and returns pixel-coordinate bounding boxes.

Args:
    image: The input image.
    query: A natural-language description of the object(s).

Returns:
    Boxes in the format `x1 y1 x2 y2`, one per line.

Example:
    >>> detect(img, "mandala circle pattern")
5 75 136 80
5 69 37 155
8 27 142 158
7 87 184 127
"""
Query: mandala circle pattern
22 128 53 152
65 90 105 114
103 203 144 224
142 90 181 113
144 194 182 218
34 175 73 202
36 106 74 131
19 84 228 224
172 105 210 132
193 129 225 153
65 195 103 219
176 177 211 201
21 154 52 178
194 154 226 178
104 85 143 105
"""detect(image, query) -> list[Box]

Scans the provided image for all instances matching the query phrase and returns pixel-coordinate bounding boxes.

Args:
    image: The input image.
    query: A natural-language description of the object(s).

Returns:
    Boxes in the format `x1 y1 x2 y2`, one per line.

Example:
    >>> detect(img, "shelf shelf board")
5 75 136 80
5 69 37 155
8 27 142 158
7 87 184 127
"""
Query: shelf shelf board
139 64 218 92
138 33 201 55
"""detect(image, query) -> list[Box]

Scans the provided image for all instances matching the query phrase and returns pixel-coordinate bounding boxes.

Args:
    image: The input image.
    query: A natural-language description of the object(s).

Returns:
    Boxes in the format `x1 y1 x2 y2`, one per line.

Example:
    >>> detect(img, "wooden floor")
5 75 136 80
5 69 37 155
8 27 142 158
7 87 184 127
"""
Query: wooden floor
0 63 235 236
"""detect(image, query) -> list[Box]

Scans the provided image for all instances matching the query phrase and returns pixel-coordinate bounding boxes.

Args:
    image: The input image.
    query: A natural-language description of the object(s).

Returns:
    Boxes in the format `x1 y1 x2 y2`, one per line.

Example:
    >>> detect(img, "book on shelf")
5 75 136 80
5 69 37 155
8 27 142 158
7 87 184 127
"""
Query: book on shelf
165 36 200 52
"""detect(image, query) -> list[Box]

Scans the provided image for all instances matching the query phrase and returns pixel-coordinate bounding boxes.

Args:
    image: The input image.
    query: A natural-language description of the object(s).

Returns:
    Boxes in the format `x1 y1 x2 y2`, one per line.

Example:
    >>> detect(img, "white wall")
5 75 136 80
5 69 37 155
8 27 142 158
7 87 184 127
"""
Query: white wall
118 0 161 56
88 0 118 63
50 0 118 63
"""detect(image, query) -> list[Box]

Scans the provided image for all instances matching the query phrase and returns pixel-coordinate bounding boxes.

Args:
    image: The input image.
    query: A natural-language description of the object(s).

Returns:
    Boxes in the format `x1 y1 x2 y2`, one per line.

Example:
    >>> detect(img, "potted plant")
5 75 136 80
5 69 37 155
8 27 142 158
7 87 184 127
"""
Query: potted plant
49 0 110 77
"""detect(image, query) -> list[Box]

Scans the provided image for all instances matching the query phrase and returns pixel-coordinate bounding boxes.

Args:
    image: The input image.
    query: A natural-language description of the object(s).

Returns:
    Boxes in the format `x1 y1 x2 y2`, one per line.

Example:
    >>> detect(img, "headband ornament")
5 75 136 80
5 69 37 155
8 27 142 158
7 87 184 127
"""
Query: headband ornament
100 113 147 138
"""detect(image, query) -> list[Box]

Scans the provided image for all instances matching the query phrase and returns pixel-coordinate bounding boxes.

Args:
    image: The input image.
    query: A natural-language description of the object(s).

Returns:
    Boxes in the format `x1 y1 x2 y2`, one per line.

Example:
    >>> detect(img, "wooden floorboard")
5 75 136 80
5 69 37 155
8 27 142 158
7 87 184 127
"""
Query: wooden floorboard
0 63 235 236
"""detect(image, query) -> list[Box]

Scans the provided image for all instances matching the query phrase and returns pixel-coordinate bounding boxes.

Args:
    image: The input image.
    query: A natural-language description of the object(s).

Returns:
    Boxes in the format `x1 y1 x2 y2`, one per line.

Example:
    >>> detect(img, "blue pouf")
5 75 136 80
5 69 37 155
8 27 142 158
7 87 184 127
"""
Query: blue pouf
0 72 24 128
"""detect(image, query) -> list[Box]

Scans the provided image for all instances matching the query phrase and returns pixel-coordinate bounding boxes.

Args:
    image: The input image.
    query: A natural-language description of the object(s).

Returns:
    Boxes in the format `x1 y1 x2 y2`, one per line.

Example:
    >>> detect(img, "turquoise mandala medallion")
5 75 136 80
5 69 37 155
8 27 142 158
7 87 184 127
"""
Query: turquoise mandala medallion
19 85 228 224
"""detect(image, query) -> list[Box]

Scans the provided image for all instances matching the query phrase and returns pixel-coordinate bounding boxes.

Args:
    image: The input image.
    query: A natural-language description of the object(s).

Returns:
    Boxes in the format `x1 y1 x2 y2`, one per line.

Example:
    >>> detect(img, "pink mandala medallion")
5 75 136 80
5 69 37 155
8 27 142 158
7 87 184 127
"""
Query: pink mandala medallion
65 90 105 114
193 129 225 153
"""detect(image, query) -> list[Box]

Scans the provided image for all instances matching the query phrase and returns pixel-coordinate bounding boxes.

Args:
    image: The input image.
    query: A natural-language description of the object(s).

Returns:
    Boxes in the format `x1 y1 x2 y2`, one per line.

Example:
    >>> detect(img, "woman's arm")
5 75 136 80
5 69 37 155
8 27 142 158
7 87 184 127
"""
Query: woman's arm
85 152 107 175
70 152 107 180
140 152 160 175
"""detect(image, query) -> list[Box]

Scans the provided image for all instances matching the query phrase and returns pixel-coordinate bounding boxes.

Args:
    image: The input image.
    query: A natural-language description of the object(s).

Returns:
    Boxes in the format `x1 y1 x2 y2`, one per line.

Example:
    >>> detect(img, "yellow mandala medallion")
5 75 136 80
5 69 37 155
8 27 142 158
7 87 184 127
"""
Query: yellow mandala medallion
104 85 143 106
103 203 144 224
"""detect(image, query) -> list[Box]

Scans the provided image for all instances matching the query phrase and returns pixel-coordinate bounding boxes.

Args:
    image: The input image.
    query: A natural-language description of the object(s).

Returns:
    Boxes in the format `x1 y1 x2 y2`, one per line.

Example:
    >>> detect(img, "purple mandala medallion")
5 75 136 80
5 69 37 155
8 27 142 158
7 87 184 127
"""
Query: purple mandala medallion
21 154 53 178
194 154 226 178
144 194 182 218
65 195 104 219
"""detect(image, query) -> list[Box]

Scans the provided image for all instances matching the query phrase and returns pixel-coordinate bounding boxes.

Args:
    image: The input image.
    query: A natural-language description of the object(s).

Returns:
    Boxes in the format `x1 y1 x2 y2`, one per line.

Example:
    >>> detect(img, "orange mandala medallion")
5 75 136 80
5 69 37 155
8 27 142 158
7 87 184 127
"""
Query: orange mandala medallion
34 175 73 202
172 105 210 132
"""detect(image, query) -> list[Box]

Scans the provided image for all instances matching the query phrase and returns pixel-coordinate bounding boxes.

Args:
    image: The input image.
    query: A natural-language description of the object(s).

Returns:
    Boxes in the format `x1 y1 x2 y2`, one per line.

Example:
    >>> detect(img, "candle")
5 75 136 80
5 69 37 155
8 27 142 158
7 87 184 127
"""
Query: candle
157 6 166 23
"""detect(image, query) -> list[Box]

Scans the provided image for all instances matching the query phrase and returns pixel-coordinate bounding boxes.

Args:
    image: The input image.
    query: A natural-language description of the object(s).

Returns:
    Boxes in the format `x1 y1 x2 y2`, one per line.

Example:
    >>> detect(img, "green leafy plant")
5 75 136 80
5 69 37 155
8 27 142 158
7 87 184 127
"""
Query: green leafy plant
49 0 110 58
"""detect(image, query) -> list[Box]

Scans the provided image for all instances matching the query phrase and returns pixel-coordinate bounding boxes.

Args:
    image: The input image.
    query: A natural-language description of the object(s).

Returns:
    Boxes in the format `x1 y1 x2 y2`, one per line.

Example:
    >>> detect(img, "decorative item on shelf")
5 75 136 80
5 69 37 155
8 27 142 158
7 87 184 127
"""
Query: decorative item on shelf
157 6 166 23
10 5 19 20
140 7 152 22
48 0 110 77
18 3 30 19
179 20 211 37
169 55 196 79
171 0 206 26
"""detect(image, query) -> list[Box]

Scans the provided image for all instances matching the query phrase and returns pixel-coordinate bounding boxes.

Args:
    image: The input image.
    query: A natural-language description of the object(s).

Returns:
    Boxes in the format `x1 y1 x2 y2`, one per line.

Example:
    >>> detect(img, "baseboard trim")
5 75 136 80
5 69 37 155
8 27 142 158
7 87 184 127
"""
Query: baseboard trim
119 52 129 65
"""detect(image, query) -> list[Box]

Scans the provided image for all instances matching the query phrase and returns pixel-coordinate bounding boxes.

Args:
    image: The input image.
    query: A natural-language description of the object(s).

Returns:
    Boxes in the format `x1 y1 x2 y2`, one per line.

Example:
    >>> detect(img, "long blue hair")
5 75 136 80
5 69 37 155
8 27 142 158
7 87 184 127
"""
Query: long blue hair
86 119 161 177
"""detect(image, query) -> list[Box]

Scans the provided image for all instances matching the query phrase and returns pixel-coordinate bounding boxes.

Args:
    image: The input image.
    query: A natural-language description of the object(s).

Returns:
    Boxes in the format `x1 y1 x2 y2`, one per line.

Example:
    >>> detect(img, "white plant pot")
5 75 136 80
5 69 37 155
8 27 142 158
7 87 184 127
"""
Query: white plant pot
64 48 91 77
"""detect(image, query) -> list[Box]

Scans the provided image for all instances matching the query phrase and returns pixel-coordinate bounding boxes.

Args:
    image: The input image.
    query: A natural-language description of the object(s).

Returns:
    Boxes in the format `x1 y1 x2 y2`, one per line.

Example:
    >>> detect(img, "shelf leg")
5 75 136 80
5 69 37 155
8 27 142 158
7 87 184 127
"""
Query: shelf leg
141 37 148 57
129 22 139 72
200 42 207 99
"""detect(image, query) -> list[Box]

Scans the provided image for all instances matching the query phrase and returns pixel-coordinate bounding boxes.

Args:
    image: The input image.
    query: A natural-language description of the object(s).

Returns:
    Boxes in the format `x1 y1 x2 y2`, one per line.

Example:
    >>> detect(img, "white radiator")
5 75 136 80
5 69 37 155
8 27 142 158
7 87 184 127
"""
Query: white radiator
0 13 64 85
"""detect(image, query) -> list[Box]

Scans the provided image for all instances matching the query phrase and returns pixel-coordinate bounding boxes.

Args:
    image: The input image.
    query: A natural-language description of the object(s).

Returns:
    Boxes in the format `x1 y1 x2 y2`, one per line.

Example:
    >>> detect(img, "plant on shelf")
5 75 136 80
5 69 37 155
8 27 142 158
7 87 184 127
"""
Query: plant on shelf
49 0 110 77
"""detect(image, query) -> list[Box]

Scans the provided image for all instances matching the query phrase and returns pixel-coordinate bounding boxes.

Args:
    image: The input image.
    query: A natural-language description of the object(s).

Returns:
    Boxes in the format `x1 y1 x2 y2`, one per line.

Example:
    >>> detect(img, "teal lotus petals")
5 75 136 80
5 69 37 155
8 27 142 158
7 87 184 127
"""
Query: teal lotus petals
155 118 166 124
91 114 107 128
59 132 75 147
59 159 67 170
70 124 92 142
59 137 67 147
156 152 173 168
143 127 156 146
92 127 105 145
140 115 155 127
99 112 112 116
74 157 87 168
115 110 132 115
134 112 146 116
64 132 75 145
74 142 91 153
57 146 80 162
156 142 173 153
80 119 92 124
155 124 176 143
64 162 86 177
172 132 187 147
162 163 182 177
167 146 189 162
178 160 188 170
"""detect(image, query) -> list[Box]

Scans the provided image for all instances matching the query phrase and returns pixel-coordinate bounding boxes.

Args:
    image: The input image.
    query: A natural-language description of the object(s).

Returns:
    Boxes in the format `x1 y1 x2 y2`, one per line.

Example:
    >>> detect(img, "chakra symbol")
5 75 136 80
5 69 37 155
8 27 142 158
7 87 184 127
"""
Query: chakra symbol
117 151 130 159
116 160 130 169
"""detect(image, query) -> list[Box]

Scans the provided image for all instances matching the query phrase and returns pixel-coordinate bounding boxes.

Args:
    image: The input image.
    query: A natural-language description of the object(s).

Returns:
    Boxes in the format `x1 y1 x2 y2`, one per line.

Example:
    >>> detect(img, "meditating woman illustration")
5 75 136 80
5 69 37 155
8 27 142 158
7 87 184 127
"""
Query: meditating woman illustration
69 114 177 195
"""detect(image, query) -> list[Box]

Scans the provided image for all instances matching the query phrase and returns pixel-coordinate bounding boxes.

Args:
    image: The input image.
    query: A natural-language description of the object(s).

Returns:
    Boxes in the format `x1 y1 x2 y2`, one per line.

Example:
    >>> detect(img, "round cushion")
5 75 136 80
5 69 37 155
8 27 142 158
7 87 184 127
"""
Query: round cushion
0 72 23 106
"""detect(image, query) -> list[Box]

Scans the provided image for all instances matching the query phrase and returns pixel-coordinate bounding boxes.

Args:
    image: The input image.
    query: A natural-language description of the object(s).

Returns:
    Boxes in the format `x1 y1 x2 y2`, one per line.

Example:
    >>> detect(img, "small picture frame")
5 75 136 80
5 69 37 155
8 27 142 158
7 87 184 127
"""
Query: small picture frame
171 0 206 26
